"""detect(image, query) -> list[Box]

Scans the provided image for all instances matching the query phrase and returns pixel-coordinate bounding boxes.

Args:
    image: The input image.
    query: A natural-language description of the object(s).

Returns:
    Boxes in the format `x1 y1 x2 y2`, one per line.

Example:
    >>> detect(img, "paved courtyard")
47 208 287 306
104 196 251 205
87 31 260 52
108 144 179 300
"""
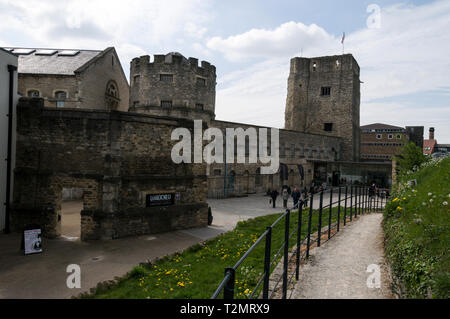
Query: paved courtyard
0 194 280 299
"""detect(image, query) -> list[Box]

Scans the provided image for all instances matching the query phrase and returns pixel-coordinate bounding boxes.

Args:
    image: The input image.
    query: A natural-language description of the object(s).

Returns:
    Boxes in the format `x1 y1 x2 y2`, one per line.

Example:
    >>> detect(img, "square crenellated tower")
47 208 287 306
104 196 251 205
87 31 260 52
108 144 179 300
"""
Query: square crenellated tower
285 54 360 162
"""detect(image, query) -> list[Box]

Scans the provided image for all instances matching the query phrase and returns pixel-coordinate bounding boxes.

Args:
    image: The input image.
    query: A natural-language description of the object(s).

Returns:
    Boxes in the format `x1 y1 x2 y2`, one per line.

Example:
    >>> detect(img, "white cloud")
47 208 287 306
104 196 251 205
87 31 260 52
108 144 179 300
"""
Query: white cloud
207 21 338 61
0 0 212 67
212 1 450 141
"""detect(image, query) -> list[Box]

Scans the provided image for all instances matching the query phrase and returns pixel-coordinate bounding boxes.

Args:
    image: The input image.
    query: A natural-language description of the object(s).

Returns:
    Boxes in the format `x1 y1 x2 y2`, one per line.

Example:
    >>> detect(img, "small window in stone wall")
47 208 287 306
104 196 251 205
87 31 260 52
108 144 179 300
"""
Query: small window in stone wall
161 100 173 108
213 169 221 176
27 90 40 97
134 75 140 85
290 144 295 157
376 134 382 139
196 77 206 86
321 87 331 96
280 143 285 157
196 103 204 110
106 81 120 110
324 123 333 132
160 74 173 83
313 62 317 71
55 91 67 108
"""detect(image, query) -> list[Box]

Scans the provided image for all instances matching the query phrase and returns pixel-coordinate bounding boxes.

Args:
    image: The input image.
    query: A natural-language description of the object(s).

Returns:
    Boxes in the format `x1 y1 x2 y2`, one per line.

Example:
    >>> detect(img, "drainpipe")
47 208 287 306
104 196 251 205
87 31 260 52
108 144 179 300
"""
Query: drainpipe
4 64 17 234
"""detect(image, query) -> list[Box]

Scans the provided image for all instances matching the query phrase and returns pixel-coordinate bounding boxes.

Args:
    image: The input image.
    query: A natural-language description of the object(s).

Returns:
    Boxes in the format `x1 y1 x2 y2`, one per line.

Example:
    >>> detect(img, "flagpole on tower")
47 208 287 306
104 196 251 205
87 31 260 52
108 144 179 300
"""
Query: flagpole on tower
341 32 345 55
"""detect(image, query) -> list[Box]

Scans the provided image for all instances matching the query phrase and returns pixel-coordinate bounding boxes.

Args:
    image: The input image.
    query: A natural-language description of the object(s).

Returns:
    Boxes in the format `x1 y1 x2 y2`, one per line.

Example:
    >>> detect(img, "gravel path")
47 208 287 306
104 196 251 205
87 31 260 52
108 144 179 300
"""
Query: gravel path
293 213 393 299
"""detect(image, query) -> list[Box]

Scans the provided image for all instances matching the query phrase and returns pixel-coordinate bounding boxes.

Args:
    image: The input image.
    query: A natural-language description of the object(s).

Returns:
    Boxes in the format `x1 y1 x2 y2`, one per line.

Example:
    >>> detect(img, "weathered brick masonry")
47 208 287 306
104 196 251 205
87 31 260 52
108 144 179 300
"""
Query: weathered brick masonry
12 98 208 240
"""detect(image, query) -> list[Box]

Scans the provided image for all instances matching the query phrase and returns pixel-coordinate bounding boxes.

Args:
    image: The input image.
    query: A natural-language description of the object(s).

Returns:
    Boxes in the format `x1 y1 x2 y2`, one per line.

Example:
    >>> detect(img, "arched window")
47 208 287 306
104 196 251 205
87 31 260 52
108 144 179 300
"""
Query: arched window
55 90 67 108
105 80 120 110
27 90 40 97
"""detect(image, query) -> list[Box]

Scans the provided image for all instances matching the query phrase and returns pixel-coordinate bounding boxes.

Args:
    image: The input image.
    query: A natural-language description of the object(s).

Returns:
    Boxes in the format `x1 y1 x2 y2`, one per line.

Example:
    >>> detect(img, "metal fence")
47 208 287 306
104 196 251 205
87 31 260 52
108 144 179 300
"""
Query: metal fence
211 185 387 299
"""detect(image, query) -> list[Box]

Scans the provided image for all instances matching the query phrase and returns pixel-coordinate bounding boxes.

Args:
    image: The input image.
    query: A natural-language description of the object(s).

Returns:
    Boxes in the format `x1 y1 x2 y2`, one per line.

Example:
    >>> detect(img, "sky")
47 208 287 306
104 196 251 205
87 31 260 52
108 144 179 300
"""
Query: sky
1 0 449 141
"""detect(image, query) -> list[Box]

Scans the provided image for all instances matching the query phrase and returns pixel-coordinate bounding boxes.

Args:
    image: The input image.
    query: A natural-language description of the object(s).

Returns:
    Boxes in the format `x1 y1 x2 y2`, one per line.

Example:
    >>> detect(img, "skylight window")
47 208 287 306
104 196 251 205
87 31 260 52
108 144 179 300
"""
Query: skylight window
13 49 36 55
35 49 57 56
58 50 80 56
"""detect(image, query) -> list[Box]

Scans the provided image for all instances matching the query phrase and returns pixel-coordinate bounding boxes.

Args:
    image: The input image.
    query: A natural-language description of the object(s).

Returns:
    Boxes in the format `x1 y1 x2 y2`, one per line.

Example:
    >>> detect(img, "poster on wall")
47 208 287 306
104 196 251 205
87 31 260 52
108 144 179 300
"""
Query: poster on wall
24 229 43 255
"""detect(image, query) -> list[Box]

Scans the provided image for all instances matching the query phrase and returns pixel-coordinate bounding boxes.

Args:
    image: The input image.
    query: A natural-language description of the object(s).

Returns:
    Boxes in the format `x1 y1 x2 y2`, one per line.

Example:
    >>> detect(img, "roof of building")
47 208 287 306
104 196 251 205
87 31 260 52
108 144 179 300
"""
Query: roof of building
360 123 405 131
423 139 437 154
0 47 18 57
1 47 107 75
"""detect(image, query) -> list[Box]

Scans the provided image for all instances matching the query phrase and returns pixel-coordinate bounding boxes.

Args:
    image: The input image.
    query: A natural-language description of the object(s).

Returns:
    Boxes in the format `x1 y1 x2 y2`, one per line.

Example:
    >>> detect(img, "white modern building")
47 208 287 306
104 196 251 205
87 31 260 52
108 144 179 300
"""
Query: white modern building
0 48 18 232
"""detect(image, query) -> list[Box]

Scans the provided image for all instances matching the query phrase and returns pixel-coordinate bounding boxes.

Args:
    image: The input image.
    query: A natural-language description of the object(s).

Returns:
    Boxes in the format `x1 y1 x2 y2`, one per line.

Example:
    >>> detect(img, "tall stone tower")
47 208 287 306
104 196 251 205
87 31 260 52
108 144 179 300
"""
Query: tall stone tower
285 54 360 162
129 52 216 123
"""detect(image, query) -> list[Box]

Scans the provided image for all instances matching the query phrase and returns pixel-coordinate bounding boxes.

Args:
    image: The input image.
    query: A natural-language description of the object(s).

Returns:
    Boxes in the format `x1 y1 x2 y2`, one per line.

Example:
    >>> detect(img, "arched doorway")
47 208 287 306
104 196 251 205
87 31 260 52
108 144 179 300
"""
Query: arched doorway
243 170 249 194
228 171 236 194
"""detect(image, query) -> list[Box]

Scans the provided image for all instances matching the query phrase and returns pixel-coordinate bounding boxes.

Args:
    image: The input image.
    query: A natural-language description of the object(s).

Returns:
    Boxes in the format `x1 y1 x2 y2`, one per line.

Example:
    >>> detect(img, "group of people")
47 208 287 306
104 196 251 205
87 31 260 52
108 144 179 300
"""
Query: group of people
268 186 310 210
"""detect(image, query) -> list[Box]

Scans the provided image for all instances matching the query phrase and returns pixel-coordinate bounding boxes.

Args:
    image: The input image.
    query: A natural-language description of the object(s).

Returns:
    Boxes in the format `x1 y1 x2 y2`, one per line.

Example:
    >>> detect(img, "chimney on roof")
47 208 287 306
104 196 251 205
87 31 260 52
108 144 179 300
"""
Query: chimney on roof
429 127 435 140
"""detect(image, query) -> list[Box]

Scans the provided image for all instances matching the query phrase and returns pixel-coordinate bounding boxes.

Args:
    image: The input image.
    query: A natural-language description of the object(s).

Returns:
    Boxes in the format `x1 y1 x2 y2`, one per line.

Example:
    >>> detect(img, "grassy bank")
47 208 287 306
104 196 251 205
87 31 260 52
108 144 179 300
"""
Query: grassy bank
383 156 450 298
83 205 346 299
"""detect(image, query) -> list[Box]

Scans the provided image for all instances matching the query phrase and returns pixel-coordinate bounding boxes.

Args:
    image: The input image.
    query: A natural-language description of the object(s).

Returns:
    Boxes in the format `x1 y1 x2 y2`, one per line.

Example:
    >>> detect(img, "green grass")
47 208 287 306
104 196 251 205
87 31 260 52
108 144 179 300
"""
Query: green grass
383 156 450 298
82 204 352 299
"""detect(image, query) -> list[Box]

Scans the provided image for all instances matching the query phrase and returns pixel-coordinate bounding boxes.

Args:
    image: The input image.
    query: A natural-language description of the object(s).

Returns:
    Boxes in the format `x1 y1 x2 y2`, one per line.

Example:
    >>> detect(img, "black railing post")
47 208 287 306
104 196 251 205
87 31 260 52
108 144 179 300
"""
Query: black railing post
306 194 313 259
295 203 303 281
344 186 348 226
337 187 341 232
328 188 333 239
354 186 358 218
282 210 290 299
263 226 272 299
224 268 235 299
375 192 378 212
363 187 366 214
317 191 324 247
349 186 353 222
359 186 362 216
366 187 369 213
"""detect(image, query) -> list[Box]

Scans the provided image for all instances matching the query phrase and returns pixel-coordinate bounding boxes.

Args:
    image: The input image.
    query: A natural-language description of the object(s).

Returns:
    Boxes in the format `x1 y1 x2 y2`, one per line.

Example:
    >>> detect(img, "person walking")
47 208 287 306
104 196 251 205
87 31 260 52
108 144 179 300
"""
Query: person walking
292 187 301 209
282 188 289 208
302 187 308 207
270 188 279 208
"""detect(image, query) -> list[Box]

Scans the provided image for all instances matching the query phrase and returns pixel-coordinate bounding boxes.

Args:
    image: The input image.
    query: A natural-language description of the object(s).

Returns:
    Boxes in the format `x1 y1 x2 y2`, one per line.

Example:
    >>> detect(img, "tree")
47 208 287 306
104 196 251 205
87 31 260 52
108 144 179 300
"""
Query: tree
394 142 429 174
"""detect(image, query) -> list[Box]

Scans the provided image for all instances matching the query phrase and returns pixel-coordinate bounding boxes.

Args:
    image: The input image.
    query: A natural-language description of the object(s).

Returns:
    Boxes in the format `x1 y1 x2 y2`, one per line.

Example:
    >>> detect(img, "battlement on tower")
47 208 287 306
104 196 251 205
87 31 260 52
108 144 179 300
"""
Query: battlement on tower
289 54 360 75
131 53 216 75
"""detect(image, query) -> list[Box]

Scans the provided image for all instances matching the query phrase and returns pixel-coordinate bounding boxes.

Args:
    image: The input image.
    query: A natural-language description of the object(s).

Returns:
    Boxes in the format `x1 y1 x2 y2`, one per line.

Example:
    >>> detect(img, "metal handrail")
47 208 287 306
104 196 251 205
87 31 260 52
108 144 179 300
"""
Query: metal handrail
211 185 386 299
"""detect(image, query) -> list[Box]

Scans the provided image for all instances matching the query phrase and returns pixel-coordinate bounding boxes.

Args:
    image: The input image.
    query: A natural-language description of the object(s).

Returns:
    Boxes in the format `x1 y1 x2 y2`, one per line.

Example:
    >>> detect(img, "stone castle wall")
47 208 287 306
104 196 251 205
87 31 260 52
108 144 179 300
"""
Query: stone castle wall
12 98 207 240
206 120 342 198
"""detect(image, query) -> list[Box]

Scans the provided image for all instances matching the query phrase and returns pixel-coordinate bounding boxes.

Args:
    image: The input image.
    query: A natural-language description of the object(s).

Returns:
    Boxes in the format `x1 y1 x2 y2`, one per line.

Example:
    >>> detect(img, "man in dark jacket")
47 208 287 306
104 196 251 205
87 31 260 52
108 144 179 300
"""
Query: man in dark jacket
292 187 301 209
270 188 279 208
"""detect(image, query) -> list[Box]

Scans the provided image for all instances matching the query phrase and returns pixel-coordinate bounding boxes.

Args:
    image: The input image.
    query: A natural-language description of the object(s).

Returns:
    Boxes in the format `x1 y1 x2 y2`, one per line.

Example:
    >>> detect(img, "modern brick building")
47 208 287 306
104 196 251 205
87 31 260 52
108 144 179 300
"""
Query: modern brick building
360 123 407 162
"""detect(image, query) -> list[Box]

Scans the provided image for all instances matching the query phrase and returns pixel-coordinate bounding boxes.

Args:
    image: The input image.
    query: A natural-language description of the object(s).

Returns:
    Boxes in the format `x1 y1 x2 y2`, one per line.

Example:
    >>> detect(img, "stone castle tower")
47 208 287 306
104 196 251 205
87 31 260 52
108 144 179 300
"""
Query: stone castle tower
129 52 216 123
285 54 360 162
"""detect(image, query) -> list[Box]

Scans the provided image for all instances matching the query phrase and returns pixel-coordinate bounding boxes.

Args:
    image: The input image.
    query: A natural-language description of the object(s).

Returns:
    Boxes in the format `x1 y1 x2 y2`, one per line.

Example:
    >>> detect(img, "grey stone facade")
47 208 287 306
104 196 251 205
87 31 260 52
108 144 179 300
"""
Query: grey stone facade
285 54 361 162
129 53 216 123
11 98 207 240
